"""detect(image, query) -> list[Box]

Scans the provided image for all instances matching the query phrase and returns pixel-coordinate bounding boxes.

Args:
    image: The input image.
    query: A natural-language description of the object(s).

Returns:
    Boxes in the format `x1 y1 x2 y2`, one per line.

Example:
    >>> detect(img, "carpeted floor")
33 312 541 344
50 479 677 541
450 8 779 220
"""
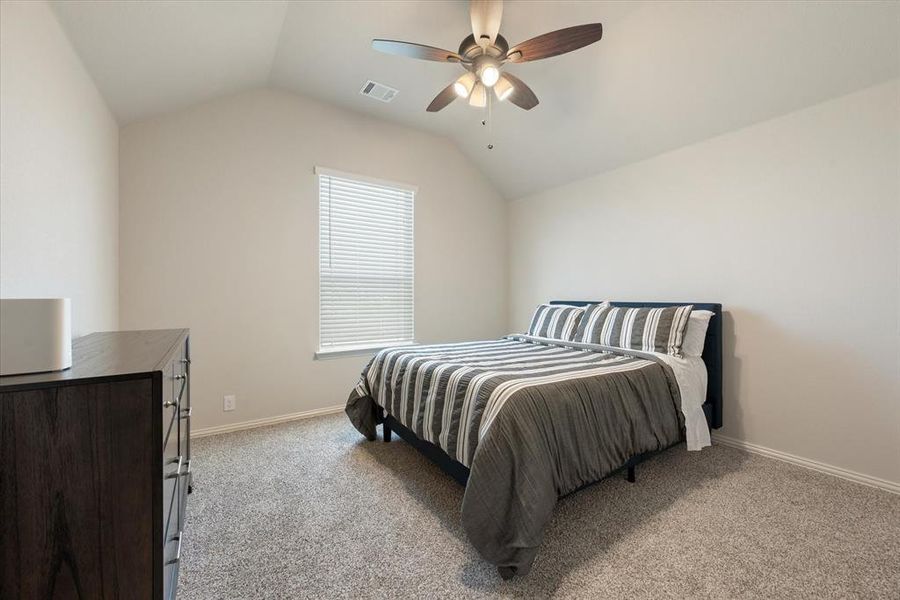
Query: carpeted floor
178 413 899 599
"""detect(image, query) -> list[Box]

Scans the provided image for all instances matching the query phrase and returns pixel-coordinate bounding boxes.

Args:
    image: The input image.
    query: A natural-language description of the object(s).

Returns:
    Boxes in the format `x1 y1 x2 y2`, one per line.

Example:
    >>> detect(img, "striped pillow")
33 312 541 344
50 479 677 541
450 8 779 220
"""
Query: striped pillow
577 305 694 357
572 302 612 343
527 304 584 340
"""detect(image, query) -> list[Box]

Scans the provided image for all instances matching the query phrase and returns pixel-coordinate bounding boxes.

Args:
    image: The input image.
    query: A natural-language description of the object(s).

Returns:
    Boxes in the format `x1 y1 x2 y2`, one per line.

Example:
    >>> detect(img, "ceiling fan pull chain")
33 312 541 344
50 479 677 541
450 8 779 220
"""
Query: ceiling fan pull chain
487 92 494 150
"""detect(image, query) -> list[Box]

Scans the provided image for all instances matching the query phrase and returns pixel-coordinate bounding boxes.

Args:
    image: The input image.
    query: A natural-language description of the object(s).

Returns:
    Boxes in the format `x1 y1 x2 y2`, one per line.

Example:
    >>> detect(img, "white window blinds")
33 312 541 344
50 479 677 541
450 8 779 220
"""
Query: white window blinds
317 168 415 353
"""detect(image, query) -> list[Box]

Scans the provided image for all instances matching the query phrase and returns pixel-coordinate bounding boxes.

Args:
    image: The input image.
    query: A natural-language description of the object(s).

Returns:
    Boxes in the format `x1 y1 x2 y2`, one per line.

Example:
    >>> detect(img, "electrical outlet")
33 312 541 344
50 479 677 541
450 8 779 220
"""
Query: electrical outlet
223 394 236 412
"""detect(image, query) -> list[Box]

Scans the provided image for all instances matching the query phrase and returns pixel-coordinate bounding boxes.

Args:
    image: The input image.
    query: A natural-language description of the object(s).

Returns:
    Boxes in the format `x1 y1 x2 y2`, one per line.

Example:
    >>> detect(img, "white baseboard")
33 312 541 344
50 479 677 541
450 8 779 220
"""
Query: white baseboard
712 433 899 495
192 404 345 438
193 411 899 495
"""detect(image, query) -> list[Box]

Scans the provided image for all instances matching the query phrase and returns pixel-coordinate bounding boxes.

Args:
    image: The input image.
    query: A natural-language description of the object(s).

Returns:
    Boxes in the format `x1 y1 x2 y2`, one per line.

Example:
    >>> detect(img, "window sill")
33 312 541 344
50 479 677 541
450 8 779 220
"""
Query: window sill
314 341 415 360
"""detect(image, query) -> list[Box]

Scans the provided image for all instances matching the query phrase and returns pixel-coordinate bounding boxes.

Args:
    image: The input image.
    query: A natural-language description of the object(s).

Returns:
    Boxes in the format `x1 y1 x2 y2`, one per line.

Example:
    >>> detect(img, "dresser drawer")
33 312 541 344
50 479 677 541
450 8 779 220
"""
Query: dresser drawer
172 358 187 405
161 374 178 447
178 411 191 532
162 426 181 538
161 346 186 446
163 403 177 450
162 516 182 600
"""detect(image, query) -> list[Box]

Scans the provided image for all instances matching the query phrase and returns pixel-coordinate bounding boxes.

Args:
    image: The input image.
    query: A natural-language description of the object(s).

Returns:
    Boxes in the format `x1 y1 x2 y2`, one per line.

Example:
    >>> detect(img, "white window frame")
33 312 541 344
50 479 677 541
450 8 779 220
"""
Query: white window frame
314 166 416 359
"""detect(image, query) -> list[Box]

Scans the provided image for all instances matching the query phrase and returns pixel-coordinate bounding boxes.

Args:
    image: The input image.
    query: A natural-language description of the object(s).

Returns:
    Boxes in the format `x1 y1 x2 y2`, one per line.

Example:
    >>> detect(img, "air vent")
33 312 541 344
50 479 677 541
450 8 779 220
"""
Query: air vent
360 80 399 103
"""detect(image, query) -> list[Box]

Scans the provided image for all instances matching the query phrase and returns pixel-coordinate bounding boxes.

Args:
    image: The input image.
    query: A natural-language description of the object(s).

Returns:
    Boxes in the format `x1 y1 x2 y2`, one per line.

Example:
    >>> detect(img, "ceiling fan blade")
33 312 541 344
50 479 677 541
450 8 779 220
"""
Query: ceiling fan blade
470 0 503 48
426 82 459 112
507 23 603 63
501 72 539 110
372 39 462 63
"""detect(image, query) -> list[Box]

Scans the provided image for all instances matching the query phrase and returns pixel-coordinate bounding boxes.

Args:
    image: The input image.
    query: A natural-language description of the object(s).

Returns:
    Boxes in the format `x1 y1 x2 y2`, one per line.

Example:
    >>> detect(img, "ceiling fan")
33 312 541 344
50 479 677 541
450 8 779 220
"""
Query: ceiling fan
371 0 603 113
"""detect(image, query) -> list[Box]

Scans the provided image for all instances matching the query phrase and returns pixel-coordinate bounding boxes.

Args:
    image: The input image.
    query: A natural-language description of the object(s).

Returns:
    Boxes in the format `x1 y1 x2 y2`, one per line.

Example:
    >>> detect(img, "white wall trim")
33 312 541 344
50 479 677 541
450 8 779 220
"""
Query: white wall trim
712 433 900 495
194 412 900 494
192 404 345 439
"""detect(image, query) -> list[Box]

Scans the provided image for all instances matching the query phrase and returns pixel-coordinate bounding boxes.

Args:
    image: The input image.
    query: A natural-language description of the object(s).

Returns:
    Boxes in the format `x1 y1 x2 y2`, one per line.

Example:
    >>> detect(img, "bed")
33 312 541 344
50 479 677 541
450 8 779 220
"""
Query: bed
346 300 723 578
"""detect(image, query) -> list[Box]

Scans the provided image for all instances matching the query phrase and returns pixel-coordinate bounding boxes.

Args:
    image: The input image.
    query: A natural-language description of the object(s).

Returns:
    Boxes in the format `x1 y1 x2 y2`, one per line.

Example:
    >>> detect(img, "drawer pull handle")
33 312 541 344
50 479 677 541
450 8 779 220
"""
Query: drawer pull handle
166 532 183 565
163 400 177 408
181 407 192 419
166 456 184 479
172 365 188 402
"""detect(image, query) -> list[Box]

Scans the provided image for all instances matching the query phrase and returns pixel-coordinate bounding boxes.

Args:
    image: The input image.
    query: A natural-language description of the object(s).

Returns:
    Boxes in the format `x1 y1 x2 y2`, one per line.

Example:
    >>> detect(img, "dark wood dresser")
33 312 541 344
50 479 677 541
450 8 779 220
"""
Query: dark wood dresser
0 329 192 600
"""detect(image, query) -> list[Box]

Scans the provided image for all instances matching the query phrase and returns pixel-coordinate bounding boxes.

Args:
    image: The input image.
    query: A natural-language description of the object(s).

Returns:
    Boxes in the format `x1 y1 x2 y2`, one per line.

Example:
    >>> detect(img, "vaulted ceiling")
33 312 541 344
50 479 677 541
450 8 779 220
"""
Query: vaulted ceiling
50 1 900 198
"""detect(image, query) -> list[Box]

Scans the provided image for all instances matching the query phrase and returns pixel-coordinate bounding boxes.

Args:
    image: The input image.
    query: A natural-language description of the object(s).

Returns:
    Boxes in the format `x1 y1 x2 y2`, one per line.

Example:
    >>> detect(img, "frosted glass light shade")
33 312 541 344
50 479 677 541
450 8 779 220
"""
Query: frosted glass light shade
480 65 500 87
468 82 487 107
494 75 514 101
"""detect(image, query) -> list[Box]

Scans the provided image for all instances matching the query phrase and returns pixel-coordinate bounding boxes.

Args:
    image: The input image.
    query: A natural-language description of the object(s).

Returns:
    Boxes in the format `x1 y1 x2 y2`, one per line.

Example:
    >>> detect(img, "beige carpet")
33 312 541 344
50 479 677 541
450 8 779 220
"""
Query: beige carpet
178 413 899 599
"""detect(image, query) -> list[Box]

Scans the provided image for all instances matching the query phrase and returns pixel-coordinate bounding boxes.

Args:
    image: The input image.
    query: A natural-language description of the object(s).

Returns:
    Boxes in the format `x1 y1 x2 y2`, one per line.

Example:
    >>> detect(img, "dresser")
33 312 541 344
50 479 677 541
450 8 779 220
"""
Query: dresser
0 329 192 600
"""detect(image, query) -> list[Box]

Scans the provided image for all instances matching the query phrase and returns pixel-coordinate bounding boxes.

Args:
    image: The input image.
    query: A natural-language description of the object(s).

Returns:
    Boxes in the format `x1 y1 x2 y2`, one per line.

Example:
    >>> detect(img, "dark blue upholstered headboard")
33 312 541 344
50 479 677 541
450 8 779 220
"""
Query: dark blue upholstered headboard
550 300 723 429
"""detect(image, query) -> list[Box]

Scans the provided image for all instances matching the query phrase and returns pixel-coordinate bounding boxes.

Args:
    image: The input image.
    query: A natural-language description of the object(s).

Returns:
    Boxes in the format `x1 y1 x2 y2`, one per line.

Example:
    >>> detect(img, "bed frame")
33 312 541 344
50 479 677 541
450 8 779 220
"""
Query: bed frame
380 301 723 487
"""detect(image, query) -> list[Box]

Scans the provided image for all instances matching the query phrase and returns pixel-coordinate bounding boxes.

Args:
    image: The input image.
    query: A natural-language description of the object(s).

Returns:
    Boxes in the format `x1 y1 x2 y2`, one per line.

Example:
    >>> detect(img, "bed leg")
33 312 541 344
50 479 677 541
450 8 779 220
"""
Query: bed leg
383 420 392 442
626 465 636 483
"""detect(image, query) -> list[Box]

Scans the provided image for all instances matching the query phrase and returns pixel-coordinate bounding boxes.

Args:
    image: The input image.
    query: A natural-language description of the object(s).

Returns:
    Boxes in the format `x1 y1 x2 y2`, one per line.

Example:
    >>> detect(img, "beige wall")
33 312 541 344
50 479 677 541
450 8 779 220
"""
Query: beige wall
120 89 508 430
0 1 118 336
509 80 900 485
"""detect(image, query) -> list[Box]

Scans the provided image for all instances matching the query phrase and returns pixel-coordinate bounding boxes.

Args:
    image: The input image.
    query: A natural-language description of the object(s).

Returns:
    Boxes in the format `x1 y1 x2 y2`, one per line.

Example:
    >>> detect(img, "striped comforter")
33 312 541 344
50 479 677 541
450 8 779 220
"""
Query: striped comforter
346 335 684 577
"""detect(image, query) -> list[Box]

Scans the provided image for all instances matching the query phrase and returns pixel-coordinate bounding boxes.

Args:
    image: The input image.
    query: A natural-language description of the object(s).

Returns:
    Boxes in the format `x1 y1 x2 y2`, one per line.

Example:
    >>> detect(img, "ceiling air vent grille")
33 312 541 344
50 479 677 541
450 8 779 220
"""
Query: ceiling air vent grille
360 80 398 103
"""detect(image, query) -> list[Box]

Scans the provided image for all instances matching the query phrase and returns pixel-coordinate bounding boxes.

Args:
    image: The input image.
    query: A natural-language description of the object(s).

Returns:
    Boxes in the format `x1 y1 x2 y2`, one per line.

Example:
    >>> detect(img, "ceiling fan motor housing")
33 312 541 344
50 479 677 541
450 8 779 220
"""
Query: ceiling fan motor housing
459 33 508 61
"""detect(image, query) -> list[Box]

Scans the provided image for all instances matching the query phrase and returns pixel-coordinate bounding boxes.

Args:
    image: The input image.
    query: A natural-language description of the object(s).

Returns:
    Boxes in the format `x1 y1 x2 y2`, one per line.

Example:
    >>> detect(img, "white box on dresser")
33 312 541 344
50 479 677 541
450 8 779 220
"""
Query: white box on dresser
0 298 72 376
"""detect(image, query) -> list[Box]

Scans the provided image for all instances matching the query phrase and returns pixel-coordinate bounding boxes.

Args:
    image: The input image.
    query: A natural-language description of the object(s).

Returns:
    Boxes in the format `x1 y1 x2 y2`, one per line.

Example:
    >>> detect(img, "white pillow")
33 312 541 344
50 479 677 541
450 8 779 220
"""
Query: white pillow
681 310 714 357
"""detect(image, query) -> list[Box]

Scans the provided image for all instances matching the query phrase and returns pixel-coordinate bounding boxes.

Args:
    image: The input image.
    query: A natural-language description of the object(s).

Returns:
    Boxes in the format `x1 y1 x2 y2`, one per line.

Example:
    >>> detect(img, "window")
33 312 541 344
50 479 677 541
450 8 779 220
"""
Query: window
317 167 415 356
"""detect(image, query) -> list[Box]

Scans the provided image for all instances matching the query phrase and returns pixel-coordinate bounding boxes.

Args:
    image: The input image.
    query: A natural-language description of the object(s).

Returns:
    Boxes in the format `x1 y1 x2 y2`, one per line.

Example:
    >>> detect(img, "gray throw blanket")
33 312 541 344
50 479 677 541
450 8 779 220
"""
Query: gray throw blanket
346 336 684 577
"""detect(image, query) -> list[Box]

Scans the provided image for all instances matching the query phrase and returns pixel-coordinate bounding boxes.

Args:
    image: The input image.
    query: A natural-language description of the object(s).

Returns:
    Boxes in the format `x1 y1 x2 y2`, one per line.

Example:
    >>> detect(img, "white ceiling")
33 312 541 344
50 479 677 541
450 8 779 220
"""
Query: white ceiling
50 0 900 198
